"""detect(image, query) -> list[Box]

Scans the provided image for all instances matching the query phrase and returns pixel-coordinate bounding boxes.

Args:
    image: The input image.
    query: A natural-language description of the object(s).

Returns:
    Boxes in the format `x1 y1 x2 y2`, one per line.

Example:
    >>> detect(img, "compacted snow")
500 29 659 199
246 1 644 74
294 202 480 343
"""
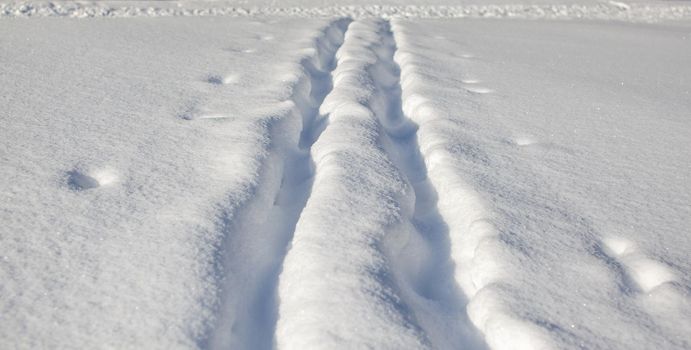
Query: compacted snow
1 1 690 350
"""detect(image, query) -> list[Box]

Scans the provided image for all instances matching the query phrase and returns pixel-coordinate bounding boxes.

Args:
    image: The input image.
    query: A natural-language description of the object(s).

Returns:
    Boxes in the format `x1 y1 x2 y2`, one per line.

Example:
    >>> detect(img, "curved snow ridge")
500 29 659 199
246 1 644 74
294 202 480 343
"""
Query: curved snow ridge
202 18 350 350
391 19 556 350
3 2 691 21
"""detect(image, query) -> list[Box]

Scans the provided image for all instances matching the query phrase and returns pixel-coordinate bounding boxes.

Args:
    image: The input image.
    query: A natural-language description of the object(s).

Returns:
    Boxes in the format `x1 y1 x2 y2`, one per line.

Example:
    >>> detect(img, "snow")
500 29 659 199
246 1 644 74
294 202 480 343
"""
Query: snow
276 18 484 349
3 1 691 22
1 2 690 350
392 18 691 349
0 15 337 349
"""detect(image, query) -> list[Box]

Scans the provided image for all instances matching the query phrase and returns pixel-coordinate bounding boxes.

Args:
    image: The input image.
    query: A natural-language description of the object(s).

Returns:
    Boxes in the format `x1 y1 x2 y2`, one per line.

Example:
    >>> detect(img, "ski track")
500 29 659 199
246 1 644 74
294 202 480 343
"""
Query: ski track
390 20 549 349
3 5 691 350
368 22 487 350
274 19 429 349
200 17 492 350
8 8 686 350
269 18 487 349
202 18 350 350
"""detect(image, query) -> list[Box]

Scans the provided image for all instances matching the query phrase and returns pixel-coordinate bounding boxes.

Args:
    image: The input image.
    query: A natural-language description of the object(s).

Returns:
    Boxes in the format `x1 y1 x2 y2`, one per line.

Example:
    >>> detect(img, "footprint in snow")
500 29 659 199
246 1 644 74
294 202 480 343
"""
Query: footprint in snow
181 112 233 121
601 237 678 294
510 134 575 155
206 74 239 86
180 105 233 121
67 168 117 191
514 135 539 146
223 47 256 54
193 114 233 120
206 75 224 85
466 86 494 94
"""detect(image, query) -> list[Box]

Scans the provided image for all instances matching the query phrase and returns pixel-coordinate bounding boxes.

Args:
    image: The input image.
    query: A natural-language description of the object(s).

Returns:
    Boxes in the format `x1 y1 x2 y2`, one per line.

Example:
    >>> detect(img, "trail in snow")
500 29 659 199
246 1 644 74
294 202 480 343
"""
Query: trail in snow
390 21 516 349
204 19 349 350
4 9 691 350
275 19 429 349
367 22 487 349
273 19 485 349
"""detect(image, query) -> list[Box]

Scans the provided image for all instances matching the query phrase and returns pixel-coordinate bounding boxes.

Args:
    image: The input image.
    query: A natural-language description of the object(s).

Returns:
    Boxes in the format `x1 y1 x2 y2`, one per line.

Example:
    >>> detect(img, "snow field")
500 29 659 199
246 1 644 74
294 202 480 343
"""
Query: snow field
2 6 690 350
388 18 691 349
0 16 343 349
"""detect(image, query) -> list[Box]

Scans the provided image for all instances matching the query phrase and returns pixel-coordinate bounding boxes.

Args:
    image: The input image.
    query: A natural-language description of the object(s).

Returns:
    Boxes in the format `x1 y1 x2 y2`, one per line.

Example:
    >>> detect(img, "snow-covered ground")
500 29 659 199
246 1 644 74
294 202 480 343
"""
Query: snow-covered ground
3 0 691 21
1 1 690 350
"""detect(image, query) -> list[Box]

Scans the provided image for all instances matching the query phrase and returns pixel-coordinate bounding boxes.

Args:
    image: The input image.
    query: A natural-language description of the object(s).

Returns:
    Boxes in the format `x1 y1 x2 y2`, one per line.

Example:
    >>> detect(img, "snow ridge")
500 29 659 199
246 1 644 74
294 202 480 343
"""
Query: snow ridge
3 1 691 21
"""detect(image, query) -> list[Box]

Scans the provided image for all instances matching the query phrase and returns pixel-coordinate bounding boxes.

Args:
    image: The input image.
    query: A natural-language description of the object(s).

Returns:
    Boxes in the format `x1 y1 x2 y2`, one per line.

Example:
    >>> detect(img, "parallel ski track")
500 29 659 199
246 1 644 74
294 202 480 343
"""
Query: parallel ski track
206 17 486 350
274 19 485 349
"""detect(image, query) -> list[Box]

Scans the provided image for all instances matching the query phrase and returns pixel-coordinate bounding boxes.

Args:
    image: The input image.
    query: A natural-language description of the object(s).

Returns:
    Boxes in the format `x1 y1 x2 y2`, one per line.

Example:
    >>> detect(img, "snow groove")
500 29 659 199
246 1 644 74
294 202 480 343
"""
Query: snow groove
369 22 488 350
203 18 350 350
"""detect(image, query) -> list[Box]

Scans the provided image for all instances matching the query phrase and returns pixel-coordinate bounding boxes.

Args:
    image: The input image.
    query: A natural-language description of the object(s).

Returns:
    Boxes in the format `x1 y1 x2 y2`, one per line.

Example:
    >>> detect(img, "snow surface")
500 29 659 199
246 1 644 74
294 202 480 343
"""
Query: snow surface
0 15 339 349
3 1 691 21
1 2 690 350
392 18 691 349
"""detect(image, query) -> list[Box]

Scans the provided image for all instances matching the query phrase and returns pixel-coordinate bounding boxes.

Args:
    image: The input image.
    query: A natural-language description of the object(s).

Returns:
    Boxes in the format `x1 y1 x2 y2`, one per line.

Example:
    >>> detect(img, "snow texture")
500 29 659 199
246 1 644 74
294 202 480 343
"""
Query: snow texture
391 18 691 350
1 3 690 350
2 1 691 22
